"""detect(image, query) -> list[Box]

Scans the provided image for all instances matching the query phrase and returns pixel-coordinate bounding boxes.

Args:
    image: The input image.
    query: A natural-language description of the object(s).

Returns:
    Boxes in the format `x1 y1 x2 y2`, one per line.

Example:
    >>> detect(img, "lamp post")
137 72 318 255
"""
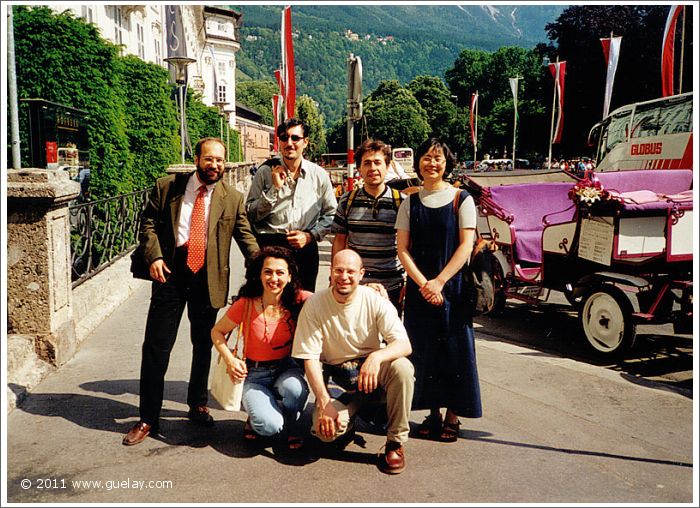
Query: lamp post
164 56 196 164
223 109 234 162
212 100 229 142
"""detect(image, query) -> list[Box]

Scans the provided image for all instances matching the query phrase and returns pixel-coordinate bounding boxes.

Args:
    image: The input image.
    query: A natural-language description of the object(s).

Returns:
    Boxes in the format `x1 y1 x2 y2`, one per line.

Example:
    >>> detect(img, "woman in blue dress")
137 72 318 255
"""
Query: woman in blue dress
395 138 482 442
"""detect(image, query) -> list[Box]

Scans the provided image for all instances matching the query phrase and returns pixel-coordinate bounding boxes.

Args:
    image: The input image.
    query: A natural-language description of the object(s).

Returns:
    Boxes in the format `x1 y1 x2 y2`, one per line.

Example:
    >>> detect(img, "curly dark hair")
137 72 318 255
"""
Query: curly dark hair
237 246 305 325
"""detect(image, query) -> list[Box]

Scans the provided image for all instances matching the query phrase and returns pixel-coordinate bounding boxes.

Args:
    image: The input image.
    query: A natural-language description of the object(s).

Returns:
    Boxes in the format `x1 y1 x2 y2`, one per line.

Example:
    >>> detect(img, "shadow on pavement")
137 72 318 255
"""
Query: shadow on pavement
476 301 693 397
8 382 187 436
461 429 692 468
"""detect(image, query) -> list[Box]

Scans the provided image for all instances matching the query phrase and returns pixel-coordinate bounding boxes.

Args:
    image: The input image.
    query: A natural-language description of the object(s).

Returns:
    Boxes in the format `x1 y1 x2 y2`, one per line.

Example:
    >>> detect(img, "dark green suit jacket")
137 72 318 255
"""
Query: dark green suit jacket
139 172 259 308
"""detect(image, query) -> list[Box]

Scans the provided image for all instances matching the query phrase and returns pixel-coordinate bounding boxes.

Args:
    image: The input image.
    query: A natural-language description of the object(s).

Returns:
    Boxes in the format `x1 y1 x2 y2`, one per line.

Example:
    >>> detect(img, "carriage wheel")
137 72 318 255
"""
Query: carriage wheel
579 286 636 356
483 261 506 316
563 288 581 308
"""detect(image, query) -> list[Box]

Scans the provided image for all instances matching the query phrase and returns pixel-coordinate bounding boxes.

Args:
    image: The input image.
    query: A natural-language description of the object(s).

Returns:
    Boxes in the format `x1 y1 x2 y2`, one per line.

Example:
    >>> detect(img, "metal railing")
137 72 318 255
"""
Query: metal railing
68 164 255 288
69 189 150 288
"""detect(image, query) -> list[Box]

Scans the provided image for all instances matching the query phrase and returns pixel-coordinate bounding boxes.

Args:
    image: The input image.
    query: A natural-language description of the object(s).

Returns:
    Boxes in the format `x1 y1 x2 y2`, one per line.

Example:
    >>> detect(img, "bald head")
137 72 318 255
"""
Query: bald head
332 249 363 270
330 249 365 302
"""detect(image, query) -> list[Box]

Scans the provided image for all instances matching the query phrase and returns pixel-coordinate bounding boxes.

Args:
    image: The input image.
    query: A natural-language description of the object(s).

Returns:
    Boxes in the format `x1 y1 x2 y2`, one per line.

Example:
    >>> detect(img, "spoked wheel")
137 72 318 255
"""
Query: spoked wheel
579 286 636 356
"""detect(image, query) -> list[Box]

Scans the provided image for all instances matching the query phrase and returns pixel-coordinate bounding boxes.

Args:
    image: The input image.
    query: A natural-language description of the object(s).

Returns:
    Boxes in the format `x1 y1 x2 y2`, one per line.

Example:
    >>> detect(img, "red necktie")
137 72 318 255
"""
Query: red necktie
186 185 207 273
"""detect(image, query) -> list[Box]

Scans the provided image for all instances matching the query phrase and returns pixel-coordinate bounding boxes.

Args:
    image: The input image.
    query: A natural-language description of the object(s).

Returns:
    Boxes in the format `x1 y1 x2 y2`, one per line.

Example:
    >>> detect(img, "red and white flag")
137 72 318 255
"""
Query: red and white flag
274 69 284 97
549 61 567 144
281 6 296 118
272 94 281 151
469 92 478 147
600 36 621 117
661 5 683 97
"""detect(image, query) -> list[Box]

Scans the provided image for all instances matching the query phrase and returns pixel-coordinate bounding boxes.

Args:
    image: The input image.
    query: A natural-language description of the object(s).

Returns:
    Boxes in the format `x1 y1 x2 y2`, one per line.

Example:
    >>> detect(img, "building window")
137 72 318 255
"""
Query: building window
137 23 145 59
155 39 162 64
218 61 226 78
217 85 227 104
111 6 124 50
81 6 94 24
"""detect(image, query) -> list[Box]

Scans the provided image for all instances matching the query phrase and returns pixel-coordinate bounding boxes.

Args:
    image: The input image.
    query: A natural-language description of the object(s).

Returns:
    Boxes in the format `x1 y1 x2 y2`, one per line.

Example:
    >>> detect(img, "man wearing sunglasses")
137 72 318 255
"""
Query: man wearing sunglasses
246 118 337 291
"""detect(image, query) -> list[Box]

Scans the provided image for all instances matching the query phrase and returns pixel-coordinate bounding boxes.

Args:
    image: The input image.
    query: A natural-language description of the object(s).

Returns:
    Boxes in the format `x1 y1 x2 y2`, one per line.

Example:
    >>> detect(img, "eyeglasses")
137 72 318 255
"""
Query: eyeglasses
201 156 225 164
278 134 304 143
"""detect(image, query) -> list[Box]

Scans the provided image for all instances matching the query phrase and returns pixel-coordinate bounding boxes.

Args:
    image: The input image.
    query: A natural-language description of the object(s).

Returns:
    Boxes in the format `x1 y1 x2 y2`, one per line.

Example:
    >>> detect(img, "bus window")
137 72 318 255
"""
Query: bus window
631 102 662 139
604 110 631 154
659 97 692 135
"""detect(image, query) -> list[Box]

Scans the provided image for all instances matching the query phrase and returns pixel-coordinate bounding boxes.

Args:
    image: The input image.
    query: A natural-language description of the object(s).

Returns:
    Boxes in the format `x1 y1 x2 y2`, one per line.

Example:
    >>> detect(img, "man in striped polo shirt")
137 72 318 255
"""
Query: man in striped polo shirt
331 139 405 313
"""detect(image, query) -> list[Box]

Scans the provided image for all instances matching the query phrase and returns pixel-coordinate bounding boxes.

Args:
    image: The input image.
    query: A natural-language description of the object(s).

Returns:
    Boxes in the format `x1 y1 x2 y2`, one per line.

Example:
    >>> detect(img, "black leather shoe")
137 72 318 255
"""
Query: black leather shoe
123 421 155 446
379 441 406 474
187 405 214 427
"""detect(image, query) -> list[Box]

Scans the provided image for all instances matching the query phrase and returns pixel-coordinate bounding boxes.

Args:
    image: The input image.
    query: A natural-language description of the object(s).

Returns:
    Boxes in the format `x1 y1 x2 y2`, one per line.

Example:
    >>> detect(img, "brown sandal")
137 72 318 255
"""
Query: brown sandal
417 413 443 439
439 419 461 442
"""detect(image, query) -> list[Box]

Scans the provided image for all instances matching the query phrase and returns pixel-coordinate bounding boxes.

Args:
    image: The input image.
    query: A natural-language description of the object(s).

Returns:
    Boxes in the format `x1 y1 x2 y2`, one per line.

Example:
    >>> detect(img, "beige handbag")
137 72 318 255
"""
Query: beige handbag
210 299 251 411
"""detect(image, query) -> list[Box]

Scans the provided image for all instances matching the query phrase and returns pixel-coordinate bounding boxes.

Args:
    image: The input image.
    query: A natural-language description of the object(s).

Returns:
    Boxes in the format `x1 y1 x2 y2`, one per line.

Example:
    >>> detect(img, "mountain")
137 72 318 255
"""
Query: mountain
232 4 565 124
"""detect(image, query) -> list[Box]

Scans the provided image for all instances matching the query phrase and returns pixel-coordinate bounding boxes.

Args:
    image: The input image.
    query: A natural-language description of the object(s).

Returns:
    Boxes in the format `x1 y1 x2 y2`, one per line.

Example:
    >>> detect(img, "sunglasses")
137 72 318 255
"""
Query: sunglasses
278 134 304 142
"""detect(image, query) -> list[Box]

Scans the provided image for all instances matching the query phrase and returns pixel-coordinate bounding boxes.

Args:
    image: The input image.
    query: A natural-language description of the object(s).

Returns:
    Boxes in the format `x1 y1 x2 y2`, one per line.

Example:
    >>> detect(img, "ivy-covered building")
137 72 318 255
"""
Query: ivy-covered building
48 4 242 128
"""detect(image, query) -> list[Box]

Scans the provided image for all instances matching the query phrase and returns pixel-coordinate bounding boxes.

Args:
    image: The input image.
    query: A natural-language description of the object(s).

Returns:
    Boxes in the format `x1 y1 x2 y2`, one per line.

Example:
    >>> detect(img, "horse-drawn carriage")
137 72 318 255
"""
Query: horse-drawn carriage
460 168 693 356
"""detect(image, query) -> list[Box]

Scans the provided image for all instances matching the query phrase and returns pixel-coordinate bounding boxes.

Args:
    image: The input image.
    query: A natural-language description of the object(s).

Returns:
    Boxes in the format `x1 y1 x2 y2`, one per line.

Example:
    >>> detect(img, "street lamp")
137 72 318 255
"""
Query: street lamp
212 100 229 141
165 56 196 164
223 109 234 162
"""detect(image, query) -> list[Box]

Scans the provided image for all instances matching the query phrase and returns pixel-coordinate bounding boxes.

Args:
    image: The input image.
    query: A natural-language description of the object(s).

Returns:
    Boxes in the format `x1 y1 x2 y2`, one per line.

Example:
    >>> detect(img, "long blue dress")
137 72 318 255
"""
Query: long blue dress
404 190 482 418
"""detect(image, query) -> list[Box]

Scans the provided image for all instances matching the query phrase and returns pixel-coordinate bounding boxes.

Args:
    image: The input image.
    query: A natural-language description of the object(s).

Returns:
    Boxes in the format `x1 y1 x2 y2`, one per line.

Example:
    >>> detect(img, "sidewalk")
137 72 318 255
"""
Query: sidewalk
4 241 694 503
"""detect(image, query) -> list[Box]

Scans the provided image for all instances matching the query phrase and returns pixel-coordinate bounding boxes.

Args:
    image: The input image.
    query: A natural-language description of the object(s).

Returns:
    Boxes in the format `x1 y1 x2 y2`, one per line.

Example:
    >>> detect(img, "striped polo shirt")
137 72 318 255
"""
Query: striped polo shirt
331 186 405 291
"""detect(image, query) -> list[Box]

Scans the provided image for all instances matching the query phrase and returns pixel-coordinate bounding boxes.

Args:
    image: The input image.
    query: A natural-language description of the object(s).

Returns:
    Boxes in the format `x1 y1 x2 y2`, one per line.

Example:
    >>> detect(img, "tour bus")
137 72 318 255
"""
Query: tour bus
392 147 414 175
319 153 347 186
587 92 693 171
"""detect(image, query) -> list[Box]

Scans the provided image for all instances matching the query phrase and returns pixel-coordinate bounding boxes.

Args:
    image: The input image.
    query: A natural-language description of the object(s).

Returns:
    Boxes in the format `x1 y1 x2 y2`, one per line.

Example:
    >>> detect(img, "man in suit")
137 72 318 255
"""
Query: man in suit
123 137 259 446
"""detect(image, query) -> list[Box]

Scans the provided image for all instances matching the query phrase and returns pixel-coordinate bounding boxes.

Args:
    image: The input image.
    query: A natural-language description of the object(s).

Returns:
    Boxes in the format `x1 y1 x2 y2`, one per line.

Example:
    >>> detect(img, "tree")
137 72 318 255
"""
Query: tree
444 45 549 161
295 95 327 161
236 80 278 126
363 80 430 149
407 76 458 143
544 5 693 156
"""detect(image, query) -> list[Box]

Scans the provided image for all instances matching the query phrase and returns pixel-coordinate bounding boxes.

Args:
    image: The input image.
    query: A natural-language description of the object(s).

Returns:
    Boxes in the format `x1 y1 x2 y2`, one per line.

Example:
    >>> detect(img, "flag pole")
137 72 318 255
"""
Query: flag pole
510 77 520 169
679 6 685 93
473 92 478 166
547 58 558 170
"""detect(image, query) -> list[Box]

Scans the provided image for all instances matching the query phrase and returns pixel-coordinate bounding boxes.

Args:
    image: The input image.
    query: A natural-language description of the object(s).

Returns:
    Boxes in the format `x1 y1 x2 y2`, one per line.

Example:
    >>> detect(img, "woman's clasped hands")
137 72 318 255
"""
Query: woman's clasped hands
420 278 445 306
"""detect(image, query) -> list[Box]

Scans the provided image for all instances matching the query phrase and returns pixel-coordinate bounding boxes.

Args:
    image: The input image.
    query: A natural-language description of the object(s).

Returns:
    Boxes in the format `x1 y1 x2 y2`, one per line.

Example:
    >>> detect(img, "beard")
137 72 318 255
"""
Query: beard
196 164 223 185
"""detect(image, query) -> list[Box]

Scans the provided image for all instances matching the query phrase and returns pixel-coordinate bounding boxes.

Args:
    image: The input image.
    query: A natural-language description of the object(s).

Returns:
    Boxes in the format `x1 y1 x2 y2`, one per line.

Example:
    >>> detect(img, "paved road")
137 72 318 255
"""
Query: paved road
474 294 693 394
4 241 694 503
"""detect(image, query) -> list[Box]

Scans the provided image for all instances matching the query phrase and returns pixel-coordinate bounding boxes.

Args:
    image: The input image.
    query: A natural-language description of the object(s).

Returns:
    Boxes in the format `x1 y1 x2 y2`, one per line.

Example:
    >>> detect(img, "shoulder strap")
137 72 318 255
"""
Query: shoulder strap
452 189 462 214
346 187 360 210
391 187 402 211
232 298 253 360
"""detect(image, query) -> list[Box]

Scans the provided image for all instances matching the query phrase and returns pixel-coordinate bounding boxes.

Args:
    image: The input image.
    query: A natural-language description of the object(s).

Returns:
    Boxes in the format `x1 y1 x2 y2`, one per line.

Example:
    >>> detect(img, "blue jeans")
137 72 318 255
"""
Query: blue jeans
242 358 309 437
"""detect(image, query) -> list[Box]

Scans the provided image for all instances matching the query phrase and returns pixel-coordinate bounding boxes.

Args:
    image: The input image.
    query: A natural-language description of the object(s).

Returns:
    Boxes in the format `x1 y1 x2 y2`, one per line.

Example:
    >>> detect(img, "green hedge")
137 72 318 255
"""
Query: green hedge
11 6 241 199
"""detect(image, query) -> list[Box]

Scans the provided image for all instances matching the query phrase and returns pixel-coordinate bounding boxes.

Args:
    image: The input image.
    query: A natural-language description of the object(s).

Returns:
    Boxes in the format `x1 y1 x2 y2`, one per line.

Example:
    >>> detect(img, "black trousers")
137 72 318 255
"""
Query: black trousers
139 247 218 427
255 233 319 292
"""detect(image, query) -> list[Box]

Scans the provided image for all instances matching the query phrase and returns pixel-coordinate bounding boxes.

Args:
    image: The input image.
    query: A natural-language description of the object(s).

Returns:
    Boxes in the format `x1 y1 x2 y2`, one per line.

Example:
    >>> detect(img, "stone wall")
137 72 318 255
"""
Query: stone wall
6 169 79 410
7 166 255 412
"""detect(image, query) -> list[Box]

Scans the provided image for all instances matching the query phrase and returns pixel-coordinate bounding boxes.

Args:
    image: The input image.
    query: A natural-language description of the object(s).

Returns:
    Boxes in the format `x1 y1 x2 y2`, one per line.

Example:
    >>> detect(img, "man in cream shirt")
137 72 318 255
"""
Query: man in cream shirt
292 249 415 474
